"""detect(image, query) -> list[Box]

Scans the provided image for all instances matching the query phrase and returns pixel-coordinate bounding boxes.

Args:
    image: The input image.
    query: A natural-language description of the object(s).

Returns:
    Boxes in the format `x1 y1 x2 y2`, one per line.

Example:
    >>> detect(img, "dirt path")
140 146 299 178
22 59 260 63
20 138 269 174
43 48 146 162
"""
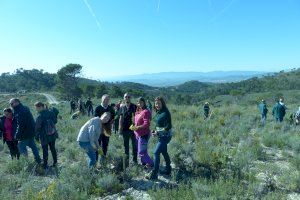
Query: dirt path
39 93 59 104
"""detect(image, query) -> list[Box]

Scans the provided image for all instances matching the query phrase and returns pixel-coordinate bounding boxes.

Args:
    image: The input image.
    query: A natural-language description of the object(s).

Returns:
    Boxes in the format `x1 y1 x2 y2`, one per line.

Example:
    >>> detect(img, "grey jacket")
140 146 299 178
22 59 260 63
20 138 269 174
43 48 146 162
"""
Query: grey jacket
77 117 101 148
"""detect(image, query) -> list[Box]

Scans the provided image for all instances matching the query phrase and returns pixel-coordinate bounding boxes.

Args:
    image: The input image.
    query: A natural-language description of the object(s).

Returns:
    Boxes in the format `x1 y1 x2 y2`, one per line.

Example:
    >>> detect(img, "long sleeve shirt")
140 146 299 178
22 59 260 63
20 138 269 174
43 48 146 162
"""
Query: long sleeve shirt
134 109 151 137
77 117 101 148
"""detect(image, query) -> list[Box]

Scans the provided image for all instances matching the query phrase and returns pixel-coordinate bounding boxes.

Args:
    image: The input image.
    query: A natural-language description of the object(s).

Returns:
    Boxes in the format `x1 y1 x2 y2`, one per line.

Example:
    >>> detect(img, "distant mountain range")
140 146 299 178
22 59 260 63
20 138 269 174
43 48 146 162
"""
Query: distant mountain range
102 71 271 87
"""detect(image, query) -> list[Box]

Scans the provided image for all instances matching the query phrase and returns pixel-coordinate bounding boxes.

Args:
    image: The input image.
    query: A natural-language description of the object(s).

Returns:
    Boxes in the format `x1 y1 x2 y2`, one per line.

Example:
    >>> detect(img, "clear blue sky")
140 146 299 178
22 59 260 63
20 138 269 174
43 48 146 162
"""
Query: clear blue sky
0 0 299 79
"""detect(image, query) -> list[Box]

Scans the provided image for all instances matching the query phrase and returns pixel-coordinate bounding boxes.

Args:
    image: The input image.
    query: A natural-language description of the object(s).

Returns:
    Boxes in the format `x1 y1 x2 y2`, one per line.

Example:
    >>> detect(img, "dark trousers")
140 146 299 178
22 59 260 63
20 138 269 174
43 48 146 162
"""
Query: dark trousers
87 107 93 117
70 108 76 114
122 130 137 164
153 136 171 175
96 134 110 161
6 141 20 159
41 141 57 168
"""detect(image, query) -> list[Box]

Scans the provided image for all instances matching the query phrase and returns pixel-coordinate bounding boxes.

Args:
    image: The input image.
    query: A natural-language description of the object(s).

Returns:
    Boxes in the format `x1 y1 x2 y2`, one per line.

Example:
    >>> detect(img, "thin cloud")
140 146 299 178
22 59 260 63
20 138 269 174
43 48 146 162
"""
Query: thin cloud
209 0 237 22
83 0 101 30
157 0 161 13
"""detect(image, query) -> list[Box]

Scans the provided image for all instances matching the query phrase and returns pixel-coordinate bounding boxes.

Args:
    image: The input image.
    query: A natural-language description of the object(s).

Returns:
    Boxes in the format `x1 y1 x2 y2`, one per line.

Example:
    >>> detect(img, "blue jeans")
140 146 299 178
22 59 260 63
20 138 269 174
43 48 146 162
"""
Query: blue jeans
79 142 96 167
18 138 41 163
153 136 171 175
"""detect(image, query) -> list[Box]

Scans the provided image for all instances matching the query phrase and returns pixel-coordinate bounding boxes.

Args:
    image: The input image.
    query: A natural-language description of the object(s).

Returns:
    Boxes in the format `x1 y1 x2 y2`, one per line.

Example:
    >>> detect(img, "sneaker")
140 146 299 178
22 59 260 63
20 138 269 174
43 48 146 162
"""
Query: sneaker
145 171 158 180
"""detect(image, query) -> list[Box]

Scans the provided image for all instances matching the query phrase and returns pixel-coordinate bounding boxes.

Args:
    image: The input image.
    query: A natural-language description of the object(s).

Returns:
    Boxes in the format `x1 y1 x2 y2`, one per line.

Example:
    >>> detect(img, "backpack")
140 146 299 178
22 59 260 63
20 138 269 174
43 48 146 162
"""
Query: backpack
45 119 57 136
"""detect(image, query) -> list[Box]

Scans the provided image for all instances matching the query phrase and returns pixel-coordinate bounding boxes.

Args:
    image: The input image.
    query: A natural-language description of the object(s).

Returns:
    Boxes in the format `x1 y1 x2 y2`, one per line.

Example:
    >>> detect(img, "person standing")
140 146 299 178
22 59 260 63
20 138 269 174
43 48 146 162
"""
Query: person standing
0 108 20 159
132 97 153 168
203 102 210 119
272 99 286 122
119 93 137 166
34 102 58 169
70 100 76 114
94 94 115 162
9 98 41 164
85 97 94 117
258 99 268 125
146 97 172 180
295 107 300 125
77 112 111 167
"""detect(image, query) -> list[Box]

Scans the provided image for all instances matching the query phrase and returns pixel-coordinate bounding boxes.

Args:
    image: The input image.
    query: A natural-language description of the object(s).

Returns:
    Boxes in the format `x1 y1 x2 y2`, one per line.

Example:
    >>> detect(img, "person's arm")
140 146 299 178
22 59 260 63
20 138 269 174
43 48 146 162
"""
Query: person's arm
0 119 3 139
118 107 124 133
109 106 115 124
15 109 29 139
94 106 100 117
35 116 42 140
164 111 172 131
87 124 98 150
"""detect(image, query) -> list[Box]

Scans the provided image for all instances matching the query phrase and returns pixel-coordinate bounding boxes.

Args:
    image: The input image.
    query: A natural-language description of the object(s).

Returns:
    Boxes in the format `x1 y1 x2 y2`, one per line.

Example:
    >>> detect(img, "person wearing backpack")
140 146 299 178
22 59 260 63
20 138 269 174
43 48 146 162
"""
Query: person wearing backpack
34 102 58 169
258 99 268 125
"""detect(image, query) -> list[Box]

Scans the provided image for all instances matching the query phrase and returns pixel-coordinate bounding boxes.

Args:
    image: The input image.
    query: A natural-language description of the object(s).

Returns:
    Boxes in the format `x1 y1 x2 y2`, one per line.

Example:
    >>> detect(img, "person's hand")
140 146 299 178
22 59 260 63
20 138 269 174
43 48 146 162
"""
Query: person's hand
35 137 40 143
152 130 158 137
129 125 137 131
92 144 98 151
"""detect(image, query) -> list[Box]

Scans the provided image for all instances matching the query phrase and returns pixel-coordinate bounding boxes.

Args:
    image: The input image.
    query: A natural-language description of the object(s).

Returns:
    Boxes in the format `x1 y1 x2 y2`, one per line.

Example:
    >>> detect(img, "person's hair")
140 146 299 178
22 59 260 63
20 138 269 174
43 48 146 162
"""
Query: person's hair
102 94 109 102
100 112 111 121
154 96 168 112
137 97 147 110
3 108 12 113
34 101 45 108
10 98 20 104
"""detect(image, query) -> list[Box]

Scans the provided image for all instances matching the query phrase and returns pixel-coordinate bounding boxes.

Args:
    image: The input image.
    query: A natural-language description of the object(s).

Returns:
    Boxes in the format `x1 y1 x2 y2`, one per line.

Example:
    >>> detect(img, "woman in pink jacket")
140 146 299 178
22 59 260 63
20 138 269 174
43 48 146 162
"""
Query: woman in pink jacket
132 97 154 168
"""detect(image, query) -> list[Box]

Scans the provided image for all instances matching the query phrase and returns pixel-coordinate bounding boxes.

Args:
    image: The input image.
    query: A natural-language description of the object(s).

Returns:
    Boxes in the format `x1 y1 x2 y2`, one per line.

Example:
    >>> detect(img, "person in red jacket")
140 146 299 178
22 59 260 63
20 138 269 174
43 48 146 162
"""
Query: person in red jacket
132 97 153 168
0 108 20 159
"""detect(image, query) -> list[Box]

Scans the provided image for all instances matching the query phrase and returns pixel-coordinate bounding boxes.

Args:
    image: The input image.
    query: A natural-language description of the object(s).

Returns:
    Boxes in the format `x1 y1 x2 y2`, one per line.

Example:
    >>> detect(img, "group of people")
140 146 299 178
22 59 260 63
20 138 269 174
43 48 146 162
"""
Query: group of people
258 98 300 125
70 97 94 117
0 99 59 169
76 93 172 180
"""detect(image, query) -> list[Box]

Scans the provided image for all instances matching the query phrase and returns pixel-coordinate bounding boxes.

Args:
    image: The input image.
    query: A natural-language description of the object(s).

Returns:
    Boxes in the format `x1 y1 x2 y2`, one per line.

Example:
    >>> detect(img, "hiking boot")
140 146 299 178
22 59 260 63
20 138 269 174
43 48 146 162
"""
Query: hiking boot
51 162 57 167
145 171 158 180
159 168 171 176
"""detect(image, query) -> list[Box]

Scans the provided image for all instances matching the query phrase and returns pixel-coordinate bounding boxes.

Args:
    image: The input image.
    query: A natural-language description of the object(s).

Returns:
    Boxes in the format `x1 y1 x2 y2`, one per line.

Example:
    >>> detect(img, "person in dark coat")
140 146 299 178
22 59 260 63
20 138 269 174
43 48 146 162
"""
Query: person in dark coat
94 94 115 162
9 98 41 164
258 99 268 125
203 102 210 119
119 93 137 166
85 97 94 117
34 102 58 169
272 99 286 122
70 100 76 114
0 108 20 159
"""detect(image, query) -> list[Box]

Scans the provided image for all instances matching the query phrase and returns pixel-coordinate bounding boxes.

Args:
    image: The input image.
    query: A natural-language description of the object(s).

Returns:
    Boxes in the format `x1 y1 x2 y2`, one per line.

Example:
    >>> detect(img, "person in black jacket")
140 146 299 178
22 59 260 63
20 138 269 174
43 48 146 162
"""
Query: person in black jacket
9 98 41 164
94 94 115 162
85 97 94 117
35 102 58 169
0 108 20 159
119 93 137 166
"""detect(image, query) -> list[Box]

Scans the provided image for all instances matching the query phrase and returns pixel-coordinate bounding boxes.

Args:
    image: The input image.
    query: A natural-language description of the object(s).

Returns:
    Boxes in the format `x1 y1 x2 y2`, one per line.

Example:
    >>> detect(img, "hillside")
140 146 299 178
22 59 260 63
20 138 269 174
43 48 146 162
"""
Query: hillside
102 71 268 87
0 91 299 199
